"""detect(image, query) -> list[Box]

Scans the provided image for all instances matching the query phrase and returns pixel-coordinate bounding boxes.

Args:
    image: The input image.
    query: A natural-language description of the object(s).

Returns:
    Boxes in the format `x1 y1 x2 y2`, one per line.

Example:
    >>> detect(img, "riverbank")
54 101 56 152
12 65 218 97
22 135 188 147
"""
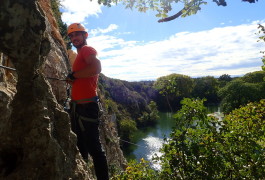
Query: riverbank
124 106 222 168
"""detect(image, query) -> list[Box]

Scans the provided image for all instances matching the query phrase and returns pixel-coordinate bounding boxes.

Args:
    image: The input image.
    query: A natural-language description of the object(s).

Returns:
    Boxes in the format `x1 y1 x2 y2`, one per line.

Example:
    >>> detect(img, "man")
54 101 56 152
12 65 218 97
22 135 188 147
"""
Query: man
66 23 109 180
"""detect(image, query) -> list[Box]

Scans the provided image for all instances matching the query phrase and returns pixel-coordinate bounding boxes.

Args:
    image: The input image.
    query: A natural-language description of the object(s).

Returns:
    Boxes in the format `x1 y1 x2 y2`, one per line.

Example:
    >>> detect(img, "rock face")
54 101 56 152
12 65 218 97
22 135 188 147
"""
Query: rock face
0 0 126 179
99 74 158 118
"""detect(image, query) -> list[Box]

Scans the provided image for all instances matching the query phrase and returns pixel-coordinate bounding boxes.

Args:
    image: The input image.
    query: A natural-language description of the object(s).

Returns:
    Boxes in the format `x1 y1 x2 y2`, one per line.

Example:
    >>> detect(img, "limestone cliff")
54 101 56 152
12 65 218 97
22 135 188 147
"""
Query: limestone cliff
0 0 126 179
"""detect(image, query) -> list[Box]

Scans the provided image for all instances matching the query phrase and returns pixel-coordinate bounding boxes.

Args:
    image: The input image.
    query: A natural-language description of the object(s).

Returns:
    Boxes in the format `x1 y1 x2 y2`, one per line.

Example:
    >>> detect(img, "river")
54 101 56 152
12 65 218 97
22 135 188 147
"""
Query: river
124 105 222 169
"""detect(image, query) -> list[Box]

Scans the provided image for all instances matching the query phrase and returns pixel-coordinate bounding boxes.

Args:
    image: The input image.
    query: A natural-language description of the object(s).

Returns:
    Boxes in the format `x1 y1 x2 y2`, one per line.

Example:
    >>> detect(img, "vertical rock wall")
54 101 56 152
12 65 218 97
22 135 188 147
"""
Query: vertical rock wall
0 0 92 179
38 0 71 105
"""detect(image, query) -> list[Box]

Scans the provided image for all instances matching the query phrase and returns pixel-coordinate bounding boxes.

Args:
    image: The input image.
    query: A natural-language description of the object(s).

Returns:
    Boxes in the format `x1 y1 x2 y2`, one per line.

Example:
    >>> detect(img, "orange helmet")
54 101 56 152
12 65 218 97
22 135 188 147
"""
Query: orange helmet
67 23 88 37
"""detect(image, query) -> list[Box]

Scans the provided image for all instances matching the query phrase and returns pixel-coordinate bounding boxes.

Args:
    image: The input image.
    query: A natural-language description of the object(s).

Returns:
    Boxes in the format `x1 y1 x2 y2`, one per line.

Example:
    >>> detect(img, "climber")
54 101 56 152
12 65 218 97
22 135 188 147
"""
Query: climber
66 23 109 180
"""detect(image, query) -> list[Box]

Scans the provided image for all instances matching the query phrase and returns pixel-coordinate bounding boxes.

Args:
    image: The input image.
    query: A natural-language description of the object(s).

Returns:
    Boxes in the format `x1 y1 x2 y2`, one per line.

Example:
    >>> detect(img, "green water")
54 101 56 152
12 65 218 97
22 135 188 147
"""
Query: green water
125 105 221 164
124 112 175 161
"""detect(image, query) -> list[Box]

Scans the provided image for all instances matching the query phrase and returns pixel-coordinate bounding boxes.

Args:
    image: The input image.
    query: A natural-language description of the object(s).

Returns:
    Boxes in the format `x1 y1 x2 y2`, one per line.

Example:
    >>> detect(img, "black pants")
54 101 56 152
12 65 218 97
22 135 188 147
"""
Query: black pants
71 102 109 180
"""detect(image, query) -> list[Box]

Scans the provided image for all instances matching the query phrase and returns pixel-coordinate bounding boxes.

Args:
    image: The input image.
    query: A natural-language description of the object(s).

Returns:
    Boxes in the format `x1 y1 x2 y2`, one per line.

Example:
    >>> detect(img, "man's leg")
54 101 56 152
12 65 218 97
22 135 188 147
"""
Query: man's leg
86 122 109 180
70 105 89 160
78 103 109 180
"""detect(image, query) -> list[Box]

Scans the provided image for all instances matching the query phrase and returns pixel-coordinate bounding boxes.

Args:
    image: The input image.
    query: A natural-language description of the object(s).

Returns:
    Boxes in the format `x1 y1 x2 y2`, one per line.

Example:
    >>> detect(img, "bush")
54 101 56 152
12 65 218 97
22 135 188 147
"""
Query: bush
138 101 159 126
118 118 137 141
111 158 159 180
156 98 265 179
218 78 265 114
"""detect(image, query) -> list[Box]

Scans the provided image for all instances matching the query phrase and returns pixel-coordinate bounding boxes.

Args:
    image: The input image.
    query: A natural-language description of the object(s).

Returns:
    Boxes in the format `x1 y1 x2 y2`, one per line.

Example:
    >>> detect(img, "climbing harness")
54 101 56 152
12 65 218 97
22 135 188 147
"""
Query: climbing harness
71 97 103 132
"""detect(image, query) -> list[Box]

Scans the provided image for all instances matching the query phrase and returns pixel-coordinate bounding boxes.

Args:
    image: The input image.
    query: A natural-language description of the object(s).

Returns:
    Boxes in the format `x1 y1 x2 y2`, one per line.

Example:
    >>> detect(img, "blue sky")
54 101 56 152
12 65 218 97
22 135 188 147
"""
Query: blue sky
61 0 265 81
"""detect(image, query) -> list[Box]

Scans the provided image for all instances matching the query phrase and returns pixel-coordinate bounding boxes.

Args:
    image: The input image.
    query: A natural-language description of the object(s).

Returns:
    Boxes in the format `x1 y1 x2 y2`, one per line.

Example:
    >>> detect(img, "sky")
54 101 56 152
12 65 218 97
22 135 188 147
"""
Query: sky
60 0 265 81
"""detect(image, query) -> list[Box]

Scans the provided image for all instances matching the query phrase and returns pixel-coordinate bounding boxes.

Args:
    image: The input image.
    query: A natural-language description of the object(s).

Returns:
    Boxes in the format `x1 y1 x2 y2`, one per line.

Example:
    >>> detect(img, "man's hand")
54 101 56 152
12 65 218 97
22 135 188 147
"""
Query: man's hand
66 72 76 84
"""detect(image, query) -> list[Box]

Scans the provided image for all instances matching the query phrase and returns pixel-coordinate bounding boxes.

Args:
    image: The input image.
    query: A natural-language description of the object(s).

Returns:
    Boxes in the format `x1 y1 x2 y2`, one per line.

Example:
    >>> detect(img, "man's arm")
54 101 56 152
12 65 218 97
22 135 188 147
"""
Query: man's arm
73 54 101 78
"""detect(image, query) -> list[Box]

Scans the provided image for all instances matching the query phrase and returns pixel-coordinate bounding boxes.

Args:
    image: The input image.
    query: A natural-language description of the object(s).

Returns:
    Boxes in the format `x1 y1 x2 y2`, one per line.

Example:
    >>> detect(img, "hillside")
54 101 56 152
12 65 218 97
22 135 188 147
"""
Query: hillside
99 74 158 118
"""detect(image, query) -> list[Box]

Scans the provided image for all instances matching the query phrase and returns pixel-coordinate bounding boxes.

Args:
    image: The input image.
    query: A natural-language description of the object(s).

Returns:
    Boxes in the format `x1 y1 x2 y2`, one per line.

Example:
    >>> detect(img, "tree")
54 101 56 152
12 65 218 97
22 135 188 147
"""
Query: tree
138 101 159 126
148 100 159 121
241 71 265 83
118 118 137 141
192 76 219 104
218 77 265 114
154 75 175 112
98 0 258 23
218 74 232 88
154 73 194 112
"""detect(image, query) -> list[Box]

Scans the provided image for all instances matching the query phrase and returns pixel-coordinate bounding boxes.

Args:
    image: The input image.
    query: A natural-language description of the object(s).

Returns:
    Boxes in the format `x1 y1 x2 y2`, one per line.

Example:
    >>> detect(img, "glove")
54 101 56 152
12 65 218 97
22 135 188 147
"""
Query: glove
66 72 76 81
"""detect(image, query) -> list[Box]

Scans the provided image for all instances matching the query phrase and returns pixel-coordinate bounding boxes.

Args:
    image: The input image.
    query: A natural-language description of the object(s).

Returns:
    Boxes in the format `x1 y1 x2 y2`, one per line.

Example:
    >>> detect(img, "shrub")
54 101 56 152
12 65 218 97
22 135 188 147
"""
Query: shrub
157 98 265 179
111 158 159 180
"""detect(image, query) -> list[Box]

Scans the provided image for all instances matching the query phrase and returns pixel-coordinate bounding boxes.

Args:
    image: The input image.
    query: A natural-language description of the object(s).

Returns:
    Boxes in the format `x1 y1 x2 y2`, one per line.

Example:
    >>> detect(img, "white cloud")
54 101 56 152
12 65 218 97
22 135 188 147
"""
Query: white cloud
61 0 102 24
90 24 119 36
86 21 264 81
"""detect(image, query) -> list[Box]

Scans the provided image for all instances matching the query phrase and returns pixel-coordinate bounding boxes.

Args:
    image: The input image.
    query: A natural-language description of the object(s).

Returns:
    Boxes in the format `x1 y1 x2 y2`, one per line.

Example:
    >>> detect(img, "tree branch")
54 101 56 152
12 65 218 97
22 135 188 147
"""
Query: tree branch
158 0 195 23
158 0 199 23
158 10 183 23
242 0 257 3
158 0 257 23
212 0 227 6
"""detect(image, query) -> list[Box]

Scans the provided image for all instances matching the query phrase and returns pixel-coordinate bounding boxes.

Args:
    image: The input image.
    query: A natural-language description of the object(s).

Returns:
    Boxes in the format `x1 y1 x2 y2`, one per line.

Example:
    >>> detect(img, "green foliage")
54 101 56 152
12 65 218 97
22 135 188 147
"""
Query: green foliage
257 24 265 73
218 74 232 88
118 118 137 140
156 98 265 179
112 98 265 179
220 99 265 179
154 73 194 112
157 98 224 179
97 0 257 22
105 99 119 113
173 98 208 128
111 158 159 180
154 74 194 97
218 73 265 114
242 71 265 83
138 101 160 126
148 101 160 120
192 76 219 104
105 100 137 142
98 0 209 20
